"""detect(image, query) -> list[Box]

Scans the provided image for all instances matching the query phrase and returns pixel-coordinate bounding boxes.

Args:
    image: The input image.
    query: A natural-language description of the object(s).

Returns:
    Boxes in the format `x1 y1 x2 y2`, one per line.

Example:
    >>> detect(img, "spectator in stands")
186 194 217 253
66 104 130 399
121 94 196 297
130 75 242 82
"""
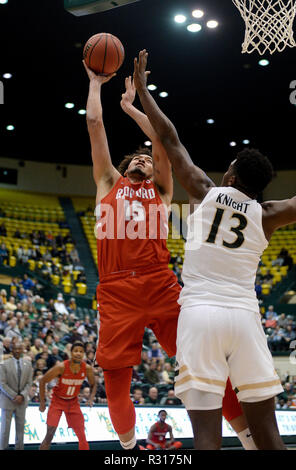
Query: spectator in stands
255 280 262 299
144 387 160 405
79 387 91 404
1 337 12 360
277 313 289 329
144 362 160 385
161 389 182 406
261 269 274 285
161 362 175 385
54 294 69 316
4 318 22 341
131 388 145 405
267 326 285 352
67 327 83 344
276 398 289 410
30 338 44 358
29 384 39 403
0 312 8 336
50 345 63 365
4 296 17 313
147 341 163 361
52 320 69 341
282 326 296 350
0 243 8 266
21 274 35 291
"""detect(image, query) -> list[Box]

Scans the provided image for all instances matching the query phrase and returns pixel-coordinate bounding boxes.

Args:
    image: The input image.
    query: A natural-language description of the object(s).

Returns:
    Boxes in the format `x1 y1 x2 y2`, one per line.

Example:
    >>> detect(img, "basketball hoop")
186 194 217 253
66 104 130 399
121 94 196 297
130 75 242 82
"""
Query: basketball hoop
233 0 296 54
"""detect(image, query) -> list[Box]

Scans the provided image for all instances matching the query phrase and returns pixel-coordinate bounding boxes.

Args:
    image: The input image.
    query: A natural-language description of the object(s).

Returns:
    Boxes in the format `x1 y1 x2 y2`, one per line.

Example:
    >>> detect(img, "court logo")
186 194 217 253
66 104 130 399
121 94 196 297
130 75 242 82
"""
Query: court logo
0 81 3 105
289 80 296 105
289 340 296 365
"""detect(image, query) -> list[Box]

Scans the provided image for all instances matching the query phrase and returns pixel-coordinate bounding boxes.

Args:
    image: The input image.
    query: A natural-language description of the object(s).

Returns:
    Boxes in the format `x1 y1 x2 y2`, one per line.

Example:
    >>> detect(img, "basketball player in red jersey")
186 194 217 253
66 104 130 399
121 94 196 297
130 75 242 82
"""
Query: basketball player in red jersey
146 410 182 450
83 61 255 451
39 342 96 450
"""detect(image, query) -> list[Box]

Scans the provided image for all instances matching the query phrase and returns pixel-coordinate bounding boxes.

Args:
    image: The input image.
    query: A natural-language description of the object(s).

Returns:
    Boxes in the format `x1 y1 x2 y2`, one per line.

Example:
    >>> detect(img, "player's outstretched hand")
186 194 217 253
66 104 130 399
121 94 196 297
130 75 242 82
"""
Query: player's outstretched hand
133 49 151 92
120 76 136 111
82 60 116 84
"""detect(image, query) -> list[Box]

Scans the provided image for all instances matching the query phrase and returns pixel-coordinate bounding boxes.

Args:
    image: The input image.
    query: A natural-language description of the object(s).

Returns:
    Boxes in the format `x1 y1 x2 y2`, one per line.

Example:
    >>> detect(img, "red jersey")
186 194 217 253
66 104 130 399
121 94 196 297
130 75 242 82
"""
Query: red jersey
52 360 87 399
95 176 170 279
151 422 170 444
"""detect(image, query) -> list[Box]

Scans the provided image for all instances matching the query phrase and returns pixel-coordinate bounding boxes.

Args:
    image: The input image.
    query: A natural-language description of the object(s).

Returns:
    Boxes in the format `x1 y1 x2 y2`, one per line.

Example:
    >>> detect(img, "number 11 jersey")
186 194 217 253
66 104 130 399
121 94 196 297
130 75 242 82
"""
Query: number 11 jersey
179 187 268 312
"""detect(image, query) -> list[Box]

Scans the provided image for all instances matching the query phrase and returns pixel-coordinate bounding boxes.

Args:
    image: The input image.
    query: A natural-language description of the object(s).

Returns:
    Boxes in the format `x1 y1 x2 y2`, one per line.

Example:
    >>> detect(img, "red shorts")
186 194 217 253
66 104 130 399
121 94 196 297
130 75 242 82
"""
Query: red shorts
222 378 243 422
47 394 85 429
96 264 181 370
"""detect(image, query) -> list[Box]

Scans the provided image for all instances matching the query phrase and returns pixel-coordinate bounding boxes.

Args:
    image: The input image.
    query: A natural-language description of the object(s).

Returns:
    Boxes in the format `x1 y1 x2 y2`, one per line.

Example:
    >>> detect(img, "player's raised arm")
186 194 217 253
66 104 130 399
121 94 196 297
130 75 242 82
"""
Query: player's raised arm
39 363 64 412
133 50 215 203
262 197 296 240
83 61 121 195
120 76 173 204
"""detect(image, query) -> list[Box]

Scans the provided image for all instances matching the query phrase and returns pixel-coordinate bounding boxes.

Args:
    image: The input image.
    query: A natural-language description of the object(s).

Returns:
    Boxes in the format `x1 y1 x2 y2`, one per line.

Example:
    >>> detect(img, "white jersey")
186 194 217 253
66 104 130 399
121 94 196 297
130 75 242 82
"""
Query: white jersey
179 187 268 312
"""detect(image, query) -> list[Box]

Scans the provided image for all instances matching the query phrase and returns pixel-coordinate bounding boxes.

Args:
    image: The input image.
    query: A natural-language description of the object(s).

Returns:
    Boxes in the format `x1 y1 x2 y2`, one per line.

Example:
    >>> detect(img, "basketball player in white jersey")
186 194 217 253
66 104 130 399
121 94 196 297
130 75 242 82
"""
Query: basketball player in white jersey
133 50 296 450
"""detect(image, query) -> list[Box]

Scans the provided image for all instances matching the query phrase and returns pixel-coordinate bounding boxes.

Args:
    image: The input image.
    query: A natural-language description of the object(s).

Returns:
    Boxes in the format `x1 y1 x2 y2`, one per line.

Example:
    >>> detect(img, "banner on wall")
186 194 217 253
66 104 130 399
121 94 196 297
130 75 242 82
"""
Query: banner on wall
0 406 296 445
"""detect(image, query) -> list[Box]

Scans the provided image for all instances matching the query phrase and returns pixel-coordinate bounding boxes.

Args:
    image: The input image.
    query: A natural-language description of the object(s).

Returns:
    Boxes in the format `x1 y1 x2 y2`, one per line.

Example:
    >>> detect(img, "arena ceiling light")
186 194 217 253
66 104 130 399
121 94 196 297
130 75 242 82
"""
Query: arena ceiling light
243 139 250 144
259 59 270 66
174 14 187 23
159 91 169 98
65 102 75 109
6 125 15 131
147 84 157 91
0 0 9 4
3 73 12 79
187 23 202 33
207 20 219 29
144 141 152 146
192 9 204 18
207 118 215 124
230 141 237 147
78 109 86 115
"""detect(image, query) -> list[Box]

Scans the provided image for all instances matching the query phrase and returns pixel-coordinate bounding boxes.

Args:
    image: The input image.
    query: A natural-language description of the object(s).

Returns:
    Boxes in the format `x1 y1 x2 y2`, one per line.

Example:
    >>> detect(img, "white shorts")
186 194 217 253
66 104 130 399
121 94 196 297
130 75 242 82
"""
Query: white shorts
175 305 283 403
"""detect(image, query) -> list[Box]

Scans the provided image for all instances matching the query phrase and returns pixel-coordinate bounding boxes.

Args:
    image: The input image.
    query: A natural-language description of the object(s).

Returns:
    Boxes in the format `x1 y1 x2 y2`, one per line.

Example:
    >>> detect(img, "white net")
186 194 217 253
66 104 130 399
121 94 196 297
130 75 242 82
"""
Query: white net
233 0 296 54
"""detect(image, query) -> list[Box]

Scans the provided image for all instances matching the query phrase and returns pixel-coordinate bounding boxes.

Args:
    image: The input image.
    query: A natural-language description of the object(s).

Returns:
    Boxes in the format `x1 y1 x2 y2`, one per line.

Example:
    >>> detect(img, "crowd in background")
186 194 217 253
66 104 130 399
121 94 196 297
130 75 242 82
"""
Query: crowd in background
0 223 87 290
1 272 296 410
0 274 180 407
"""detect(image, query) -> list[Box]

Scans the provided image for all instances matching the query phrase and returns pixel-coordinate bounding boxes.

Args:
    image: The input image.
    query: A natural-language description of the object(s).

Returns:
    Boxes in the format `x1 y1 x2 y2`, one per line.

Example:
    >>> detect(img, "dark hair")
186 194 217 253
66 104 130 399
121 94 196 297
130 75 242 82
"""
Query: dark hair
158 409 167 416
232 148 274 196
71 341 85 352
117 147 153 175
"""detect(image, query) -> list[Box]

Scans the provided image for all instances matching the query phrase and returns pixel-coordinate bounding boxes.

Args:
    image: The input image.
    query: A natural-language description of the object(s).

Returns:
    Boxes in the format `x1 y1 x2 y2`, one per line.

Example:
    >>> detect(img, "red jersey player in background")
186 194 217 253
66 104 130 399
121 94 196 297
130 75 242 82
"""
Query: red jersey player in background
146 410 182 450
83 62 256 451
39 341 96 450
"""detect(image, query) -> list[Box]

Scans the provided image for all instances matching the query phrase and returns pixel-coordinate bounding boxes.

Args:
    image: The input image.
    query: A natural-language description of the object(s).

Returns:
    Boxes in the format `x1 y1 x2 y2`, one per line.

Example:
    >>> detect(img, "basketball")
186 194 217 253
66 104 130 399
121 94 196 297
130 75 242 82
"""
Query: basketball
83 33 125 75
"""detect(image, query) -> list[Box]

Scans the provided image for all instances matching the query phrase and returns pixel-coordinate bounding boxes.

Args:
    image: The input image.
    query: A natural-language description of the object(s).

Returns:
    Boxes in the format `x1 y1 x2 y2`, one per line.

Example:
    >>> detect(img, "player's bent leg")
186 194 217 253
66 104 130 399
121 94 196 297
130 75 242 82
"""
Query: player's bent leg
39 426 57 450
104 367 137 449
180 388 223 450
240 396 286 450
223 378 257 450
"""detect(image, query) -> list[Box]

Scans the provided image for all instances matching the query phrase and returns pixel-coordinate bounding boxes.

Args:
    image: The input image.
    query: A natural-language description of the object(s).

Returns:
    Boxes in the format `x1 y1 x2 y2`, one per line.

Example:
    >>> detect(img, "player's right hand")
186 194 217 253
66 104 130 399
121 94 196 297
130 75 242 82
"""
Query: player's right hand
82 60 116 84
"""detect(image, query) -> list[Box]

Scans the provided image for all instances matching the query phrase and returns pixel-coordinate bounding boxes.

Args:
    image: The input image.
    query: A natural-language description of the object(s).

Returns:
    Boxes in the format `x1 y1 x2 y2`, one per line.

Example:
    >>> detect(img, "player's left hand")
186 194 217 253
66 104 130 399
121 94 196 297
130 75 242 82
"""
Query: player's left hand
133 49 151 92
86 398 95 408
120 76 136 110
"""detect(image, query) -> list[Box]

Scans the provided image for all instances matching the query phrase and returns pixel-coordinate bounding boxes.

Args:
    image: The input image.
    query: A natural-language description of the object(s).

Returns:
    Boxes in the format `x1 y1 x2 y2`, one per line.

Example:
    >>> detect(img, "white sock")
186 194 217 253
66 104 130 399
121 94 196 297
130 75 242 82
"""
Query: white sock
237 428 257 450
120 435 137 450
